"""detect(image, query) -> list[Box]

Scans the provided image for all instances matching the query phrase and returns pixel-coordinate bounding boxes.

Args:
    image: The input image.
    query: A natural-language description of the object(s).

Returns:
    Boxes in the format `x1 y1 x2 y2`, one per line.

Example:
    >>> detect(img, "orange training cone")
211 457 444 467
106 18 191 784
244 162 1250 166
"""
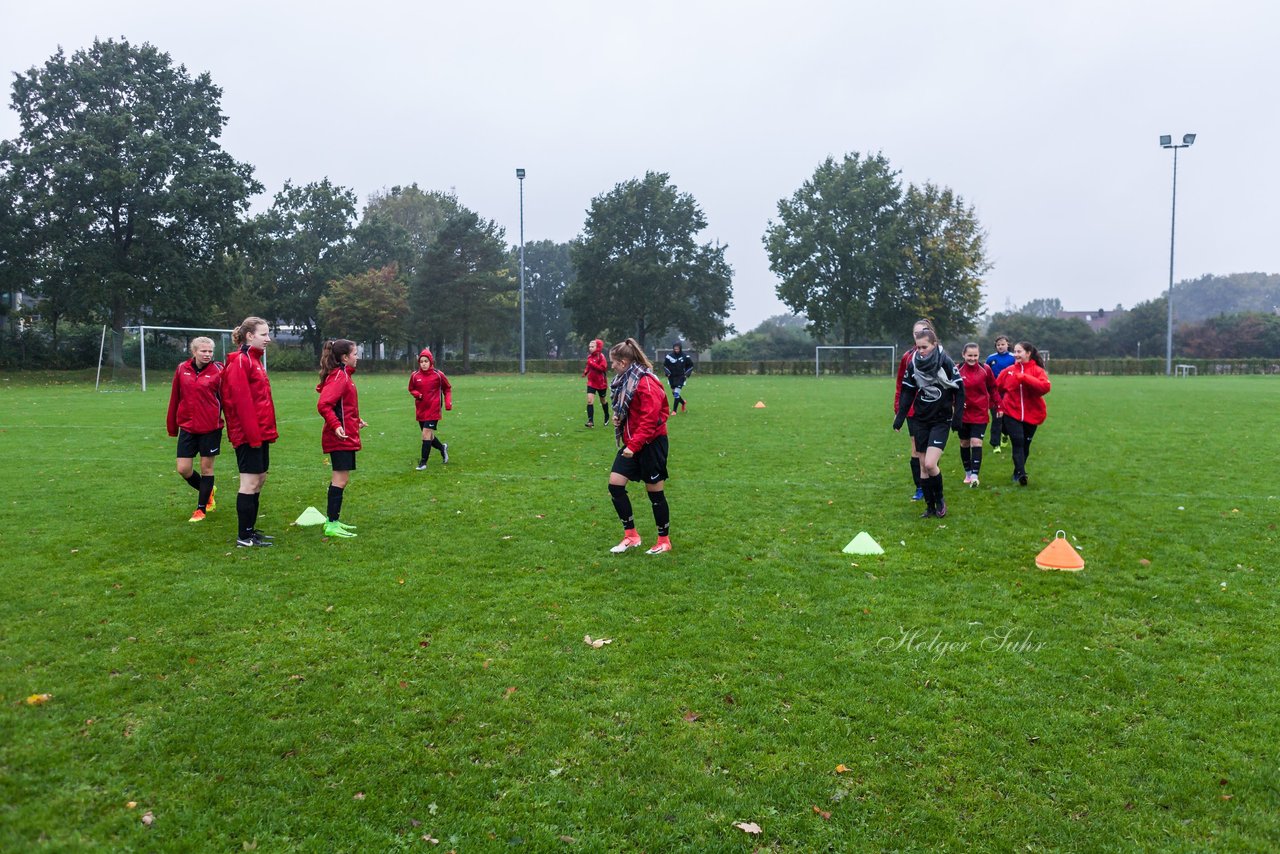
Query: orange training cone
1035 530 1084 572
754 401 766 408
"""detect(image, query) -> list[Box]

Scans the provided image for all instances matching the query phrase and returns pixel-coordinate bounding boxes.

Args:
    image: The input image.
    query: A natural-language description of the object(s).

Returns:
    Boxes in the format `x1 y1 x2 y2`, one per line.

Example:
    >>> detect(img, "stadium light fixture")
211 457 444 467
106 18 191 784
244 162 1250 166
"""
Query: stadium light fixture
1159 133 1195 376
516 168 526 375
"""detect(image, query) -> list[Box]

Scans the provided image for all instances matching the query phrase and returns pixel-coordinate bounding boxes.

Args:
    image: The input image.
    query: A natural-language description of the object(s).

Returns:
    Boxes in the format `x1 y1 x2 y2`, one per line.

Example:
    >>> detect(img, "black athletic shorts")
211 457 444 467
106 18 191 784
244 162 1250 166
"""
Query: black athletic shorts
176 428 222 459
959 422 987 441
611 435 669 485
330 450 357 471
911 421 951 454
418 420 440 430
586 385 607 396
234 442 270 474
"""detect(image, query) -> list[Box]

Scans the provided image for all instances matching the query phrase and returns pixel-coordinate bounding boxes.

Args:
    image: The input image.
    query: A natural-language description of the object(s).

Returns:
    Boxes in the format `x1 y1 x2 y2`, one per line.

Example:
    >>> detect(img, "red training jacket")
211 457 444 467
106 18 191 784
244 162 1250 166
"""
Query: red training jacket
619 373 669 453
221 346 278 447
317 365 362 453
166 359 224 436
995 360 1051 425
409 348 453 421
893 346 918 416
583 340 608 389
958 361 997 424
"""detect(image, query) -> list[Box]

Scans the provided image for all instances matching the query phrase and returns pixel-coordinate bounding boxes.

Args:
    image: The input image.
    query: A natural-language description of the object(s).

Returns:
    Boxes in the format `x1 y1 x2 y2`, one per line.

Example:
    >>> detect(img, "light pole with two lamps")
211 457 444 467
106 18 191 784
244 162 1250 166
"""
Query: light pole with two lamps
516 168 526 375
1159 133 1195 376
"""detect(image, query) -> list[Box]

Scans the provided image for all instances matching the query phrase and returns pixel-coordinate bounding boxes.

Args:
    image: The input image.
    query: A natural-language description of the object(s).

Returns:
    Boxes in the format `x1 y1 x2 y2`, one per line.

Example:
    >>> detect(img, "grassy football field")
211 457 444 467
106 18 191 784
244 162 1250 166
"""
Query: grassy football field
1 371 1277 851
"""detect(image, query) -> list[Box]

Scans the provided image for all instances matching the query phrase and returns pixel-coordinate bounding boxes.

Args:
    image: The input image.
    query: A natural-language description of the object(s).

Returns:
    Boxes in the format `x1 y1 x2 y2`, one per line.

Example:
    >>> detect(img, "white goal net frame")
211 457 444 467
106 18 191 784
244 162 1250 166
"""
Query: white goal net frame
96 325 239 391
1175 363 1197 377
815 345 896 377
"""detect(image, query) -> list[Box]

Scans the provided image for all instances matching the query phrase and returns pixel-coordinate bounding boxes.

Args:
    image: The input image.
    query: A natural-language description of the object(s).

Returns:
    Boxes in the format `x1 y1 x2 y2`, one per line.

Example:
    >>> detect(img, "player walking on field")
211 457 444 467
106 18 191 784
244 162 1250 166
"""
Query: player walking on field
894 328 965 518
985 335 1015 453
316 339 366 539
221 317 277 547
583 338 609 427
409 348 452 470
662 341 694 413
607 338 673 555
995 341 1051 487
894 319 934 500
166 337 223 522
957 343 998 487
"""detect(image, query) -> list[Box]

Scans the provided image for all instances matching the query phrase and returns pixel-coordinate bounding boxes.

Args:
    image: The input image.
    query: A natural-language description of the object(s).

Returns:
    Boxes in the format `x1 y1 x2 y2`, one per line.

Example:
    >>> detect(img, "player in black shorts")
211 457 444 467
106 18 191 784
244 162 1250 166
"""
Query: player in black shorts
893 328 965 518
607 338 674 555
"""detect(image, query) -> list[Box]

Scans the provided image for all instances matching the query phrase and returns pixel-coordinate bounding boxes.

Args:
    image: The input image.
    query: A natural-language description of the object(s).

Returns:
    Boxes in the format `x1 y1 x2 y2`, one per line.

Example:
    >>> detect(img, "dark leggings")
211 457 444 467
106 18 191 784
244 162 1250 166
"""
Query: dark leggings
1001 415 1039 477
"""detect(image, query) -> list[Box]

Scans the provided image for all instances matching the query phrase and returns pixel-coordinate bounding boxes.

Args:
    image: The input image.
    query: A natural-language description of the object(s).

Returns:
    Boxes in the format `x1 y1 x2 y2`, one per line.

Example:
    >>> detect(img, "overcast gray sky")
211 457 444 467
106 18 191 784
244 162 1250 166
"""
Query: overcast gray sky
4 0 1276 333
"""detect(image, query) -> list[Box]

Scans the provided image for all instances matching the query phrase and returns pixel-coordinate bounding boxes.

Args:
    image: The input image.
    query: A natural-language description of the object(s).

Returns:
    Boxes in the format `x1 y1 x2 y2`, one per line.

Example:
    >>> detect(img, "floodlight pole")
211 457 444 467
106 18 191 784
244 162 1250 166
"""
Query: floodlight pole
517 168 527 375
1161 133 1195 376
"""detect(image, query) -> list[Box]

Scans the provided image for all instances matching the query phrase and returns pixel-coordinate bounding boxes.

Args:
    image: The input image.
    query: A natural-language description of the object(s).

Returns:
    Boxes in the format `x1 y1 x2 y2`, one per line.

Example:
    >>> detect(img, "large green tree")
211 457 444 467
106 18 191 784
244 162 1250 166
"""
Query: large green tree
351 184 460 278
256 178 357 355
764 153 903 344
0 38 260 360
412 209 515 371
519 239 575 358
566 171 733 349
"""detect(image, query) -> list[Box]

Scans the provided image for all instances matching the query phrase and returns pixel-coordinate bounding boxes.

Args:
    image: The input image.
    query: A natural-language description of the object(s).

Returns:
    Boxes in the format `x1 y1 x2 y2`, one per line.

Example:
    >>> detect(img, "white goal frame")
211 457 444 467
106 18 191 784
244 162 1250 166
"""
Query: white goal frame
96 325 238 391
1175 363 1197 377
815 345 896 377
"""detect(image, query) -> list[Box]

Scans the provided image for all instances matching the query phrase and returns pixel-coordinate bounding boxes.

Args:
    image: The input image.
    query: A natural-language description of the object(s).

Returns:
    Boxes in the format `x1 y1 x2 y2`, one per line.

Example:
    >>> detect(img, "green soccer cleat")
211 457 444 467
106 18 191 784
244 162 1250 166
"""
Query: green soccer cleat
323 521 357 538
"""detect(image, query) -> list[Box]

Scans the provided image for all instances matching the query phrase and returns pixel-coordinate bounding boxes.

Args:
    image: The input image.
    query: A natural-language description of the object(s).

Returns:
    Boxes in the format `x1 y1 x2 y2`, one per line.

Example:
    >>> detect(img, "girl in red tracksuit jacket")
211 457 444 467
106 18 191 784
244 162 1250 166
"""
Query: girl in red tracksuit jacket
166 336 224 521
221 316 278 547
606 338 673 555
894 319 934 501
408 347 452 470
583 338 609 428
316 339 366 538
995 340 1051 487
957 342 998 487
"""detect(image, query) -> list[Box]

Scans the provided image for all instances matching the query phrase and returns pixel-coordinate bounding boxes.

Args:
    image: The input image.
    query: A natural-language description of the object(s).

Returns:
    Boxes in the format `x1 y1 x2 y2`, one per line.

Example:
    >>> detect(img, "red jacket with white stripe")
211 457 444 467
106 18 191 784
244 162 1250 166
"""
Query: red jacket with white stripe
995 360 1051 425
166 359 224 436
618 373 669 453
894 347 915 415
221 346 278 447
317 366 362 453
958 361 997 424
409 348 452 421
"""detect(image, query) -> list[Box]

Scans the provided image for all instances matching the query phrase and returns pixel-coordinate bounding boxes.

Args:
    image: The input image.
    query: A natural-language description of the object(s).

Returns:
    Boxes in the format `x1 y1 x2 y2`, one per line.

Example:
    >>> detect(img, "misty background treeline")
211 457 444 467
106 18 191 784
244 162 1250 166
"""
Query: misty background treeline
2 38 1277 371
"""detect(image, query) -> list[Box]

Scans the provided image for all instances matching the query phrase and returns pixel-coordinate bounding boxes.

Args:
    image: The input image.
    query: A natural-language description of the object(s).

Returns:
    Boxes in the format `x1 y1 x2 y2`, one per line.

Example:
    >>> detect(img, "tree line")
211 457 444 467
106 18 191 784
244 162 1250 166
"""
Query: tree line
1 38 994 370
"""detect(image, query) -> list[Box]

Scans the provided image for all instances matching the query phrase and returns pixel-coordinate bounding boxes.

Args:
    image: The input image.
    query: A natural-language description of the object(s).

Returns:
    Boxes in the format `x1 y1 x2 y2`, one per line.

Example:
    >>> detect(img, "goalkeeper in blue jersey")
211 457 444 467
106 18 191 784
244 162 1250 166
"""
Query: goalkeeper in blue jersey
662 341 695 413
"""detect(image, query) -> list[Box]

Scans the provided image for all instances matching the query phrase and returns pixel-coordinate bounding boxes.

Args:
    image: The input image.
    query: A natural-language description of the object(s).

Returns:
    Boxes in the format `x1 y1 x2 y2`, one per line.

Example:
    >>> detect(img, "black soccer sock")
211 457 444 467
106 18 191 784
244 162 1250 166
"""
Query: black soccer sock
237 492 255 538
198 475 214 509
601 399 610 419
910 457 921 488
432 437 446 451
184 472 202 490
421 440 431 462
960 446 972 473
608 483 634 530
920 476 935 509
587 404 594 422
251 491 261 525
327 484 344 523
934 471 945 502
970 447 982 475
647 489 670 537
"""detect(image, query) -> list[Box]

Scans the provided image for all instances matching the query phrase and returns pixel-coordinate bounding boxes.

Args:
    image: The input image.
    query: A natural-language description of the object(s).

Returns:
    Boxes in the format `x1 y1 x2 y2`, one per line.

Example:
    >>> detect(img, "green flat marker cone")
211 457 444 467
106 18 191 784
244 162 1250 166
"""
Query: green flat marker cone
842 532 885 555
295 506 328 527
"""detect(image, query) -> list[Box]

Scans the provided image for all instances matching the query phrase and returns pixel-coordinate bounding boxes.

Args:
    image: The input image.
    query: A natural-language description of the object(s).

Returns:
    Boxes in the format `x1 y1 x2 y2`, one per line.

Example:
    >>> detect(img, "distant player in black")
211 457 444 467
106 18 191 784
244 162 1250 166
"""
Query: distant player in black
662 341 694 413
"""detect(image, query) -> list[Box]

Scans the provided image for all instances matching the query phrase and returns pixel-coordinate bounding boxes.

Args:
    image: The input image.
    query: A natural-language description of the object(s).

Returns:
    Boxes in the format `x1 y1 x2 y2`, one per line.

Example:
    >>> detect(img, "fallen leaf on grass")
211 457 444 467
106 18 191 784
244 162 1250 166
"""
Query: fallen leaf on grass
559 835 576 843
583 635 613 648
682 710 701 722
835 764 850 774
1139 559 1151 566
504 686 517 699
723 694 735 706
421 834 439 844
126 801 137 809
141 811 155 827
25 693 53 705
353 792 365 800
812 805 831 820
733 821 762 835
1221 794 1233 801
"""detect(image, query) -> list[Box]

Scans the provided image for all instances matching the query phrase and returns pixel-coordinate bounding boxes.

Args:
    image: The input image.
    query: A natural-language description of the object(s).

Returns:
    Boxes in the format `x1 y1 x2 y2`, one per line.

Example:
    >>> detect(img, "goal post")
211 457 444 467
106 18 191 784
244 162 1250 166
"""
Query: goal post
96 325 237 391
815 345 896 377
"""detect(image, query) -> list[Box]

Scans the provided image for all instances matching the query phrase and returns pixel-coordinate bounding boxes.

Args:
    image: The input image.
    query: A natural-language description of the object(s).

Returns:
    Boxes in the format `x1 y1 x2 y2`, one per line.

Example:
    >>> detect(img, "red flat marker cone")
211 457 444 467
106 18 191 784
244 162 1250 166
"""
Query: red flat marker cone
754 401 766 408
1035 530 1084 572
